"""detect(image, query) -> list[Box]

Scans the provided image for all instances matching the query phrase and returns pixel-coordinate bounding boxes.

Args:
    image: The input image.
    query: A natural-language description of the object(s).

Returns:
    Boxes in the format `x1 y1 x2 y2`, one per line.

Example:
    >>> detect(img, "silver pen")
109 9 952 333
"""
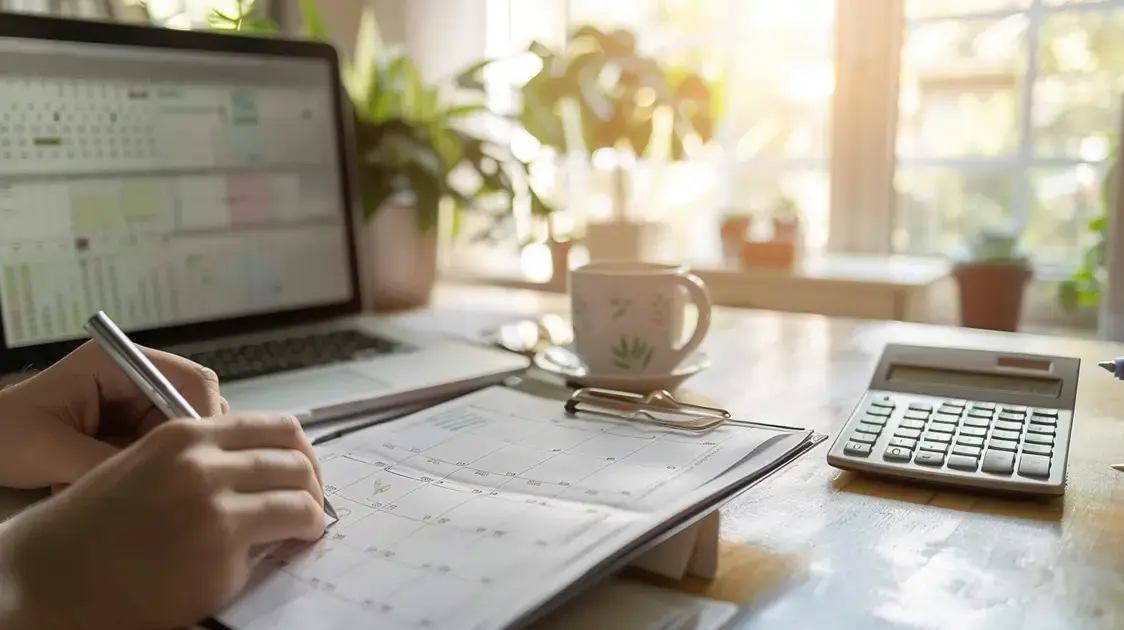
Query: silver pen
83 310 338 521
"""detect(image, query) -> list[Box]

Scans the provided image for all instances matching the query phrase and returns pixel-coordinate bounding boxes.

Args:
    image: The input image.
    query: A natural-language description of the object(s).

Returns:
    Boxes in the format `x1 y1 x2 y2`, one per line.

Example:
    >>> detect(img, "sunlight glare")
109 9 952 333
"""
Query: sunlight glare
511 129 542 163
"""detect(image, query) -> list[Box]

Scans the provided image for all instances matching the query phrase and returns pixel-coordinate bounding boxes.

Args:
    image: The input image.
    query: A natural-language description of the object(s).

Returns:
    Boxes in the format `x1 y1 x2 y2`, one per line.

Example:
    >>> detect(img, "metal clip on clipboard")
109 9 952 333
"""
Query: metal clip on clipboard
563 386 812 434
564 387 731 431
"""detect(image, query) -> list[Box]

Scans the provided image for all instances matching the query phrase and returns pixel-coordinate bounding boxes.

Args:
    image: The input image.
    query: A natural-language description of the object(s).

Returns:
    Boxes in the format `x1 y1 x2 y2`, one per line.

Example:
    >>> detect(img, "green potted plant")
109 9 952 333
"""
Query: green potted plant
209 0 554 309
502 25 715 262
951 224 1033 332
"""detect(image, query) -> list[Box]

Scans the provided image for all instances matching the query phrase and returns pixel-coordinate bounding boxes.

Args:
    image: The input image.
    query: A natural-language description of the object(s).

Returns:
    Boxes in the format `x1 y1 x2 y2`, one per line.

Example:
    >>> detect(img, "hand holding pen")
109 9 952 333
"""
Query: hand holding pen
0 313 336 630
84 310 337 522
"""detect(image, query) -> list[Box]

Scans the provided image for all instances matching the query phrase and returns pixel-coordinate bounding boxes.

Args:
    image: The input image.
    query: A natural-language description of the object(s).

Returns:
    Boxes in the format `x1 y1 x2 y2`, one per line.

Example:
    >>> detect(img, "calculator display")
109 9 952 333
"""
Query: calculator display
887 364 1062 397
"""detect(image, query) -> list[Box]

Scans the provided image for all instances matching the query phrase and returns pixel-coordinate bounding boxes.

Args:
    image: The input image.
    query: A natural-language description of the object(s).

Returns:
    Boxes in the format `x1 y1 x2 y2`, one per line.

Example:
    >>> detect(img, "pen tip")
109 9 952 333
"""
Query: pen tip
1099 361 1116 373
1113 464 1124 472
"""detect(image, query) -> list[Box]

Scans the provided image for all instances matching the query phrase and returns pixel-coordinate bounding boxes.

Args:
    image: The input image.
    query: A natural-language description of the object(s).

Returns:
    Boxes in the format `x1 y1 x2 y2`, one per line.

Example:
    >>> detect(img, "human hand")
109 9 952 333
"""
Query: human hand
0 340 224 489
0 412 325 630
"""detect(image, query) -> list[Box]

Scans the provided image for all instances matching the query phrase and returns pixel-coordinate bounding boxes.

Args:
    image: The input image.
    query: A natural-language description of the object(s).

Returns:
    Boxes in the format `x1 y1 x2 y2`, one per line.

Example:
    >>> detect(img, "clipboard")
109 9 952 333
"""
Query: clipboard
496 375 828 630
205 374 828 630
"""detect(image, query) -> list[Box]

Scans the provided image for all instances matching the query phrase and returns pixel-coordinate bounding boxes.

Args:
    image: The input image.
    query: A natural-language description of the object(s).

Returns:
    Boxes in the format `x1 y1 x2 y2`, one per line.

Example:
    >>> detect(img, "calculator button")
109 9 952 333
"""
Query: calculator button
884 446 912 462
899 419 926 430
934 411 961 423
988 438 1019 452
923 432 952 444
994 420 1023 432
889 437 917 449
952 445 981 458
854 423 881 435
1017 454 1051 479
963 417 991 428
866 406 892 417
894 428 922 440
927 422 955 434
1032 408 1059 418
972 402 996 411
870 397 894 409
850 432 877 444
919 441 948 453
858 414 885 427
967 409 993 419
955 435 984 448
914 451 944 466
997 412 1025 423
1026 424 1055 436
959 426 988 437
981 450 1015 475
942 399 967 408
990 428 1021 441
1022 443 1052 456
1028 416 1056 427
1025 433 1053 446
844 441 874 457
908 402 933 412
903 410 930 421
1001 405 1027 414
938 402 964 414
947 455 979 472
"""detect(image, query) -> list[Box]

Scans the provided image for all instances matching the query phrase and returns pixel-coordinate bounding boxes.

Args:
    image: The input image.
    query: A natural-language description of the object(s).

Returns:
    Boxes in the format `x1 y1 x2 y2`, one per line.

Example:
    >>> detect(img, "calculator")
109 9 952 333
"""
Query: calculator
826 343 1080 496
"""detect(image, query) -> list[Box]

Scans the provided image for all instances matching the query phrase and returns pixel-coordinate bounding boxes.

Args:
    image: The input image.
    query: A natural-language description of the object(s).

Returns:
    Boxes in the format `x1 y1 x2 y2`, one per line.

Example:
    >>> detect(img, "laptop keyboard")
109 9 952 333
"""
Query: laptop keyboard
181 330 405 382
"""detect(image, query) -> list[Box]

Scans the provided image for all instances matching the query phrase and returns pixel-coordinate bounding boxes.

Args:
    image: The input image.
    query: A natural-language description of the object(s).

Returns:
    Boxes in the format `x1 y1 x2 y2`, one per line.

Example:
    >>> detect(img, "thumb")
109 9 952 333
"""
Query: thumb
35 424 121 487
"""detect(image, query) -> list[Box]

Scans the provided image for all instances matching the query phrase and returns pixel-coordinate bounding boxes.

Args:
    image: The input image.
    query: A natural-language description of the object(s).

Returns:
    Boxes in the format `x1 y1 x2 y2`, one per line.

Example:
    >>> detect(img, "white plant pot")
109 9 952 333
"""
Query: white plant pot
361 202 438 311
584 220 671 262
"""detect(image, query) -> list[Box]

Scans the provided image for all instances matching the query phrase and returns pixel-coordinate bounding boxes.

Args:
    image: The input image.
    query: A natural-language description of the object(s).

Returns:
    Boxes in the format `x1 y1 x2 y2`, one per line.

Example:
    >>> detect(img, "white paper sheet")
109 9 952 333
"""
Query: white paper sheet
216 386 808 630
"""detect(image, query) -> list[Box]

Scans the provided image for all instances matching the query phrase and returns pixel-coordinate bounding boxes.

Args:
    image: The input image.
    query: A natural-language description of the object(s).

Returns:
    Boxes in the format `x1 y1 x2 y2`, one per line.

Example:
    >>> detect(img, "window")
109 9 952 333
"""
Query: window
894 0 1124 269
465 0 1124 283
462 0 835 280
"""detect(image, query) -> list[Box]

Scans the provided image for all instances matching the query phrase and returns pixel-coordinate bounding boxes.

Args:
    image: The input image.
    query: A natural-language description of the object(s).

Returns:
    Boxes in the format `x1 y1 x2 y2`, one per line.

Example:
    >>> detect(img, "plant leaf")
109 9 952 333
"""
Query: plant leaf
299 0 329 40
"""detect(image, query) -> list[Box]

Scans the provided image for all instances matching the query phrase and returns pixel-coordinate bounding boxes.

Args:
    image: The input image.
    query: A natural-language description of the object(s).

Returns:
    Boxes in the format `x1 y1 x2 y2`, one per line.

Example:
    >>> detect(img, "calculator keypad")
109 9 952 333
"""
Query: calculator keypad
840 395 1062 482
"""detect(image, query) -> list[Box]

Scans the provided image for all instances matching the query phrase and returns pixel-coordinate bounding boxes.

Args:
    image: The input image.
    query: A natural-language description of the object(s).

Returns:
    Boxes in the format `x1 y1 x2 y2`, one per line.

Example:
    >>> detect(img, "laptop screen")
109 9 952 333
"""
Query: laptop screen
0 29 355 351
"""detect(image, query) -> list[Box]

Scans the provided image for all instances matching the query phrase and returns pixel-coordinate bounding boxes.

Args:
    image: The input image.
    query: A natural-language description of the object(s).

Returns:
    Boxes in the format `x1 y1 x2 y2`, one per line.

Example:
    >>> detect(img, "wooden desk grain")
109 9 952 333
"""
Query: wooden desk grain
410 285 1124 630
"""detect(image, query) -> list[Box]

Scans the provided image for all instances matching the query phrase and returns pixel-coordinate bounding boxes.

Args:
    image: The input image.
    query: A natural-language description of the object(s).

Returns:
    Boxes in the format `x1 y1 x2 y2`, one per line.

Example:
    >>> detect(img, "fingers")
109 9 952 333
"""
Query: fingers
216 448 322 504
138 348 224 417
208 413 322 488
79 340 223 418
225 489 326 545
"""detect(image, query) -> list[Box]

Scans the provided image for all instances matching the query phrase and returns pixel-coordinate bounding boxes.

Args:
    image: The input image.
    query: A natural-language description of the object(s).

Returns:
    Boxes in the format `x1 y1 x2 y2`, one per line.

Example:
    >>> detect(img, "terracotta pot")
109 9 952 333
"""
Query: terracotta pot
952 262 1033 332
720 216 751 260
772 216 800 244
362 201 438 312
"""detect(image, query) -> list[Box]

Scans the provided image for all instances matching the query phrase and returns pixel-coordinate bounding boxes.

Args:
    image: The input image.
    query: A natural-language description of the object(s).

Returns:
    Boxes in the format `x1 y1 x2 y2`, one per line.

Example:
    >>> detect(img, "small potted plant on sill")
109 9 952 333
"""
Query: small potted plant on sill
771 195 801 245
719 209 753 262
951 224 1033 332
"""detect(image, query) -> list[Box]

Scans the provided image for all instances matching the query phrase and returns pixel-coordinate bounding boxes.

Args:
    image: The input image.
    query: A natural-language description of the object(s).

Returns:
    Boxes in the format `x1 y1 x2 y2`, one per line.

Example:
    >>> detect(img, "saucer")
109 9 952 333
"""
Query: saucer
533 344 711 393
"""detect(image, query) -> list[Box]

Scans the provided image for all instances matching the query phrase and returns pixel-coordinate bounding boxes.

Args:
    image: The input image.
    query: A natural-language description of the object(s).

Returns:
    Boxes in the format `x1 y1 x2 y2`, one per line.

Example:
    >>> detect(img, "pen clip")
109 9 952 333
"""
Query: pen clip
564 387 729 431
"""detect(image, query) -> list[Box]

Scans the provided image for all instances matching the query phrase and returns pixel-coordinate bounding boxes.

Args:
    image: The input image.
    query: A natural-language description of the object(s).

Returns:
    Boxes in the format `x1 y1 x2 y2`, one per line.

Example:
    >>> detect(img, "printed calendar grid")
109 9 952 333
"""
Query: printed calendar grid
223 390 775 630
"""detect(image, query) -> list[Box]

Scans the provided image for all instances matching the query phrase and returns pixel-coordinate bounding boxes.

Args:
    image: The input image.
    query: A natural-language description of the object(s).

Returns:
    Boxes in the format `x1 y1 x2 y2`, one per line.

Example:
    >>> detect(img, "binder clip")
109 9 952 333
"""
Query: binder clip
564 387 730 431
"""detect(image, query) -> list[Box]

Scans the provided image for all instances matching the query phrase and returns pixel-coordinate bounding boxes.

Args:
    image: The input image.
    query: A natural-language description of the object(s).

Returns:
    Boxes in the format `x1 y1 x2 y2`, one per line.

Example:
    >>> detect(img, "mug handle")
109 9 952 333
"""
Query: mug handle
671 272 712 365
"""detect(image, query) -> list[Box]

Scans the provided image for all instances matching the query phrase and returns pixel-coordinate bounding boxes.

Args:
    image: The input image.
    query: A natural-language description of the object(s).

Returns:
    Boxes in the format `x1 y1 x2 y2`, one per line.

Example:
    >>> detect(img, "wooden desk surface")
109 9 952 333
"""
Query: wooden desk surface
2 283 1123 629
403 285 1124 630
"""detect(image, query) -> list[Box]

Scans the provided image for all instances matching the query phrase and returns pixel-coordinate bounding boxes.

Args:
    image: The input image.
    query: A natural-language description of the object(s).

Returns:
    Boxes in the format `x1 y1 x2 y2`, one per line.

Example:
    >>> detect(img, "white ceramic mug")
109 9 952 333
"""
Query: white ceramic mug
569 261 713 376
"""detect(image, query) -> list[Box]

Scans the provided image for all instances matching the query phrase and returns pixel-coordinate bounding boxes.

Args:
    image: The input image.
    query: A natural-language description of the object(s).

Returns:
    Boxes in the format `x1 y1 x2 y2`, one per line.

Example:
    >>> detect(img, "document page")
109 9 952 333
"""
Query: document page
215 386 807 630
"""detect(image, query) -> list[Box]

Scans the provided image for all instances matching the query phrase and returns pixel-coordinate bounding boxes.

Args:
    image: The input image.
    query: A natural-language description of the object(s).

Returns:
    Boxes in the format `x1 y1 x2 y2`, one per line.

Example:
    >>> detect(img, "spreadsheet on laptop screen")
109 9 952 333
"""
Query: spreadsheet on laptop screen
0 36 353 348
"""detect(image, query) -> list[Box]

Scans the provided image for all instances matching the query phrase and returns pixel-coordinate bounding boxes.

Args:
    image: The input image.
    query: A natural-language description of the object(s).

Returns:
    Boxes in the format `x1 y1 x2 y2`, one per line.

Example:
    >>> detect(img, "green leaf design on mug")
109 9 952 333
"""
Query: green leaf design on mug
611 335 653 371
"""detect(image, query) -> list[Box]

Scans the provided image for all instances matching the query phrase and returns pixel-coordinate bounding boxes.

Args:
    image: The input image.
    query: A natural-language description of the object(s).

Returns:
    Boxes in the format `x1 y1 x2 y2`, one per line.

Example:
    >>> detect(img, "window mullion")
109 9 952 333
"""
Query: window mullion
1013 3 1043 234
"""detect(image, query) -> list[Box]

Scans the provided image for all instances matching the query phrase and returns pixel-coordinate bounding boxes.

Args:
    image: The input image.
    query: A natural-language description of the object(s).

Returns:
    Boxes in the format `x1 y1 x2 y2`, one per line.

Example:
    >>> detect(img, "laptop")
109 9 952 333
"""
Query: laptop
0 13 529 423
